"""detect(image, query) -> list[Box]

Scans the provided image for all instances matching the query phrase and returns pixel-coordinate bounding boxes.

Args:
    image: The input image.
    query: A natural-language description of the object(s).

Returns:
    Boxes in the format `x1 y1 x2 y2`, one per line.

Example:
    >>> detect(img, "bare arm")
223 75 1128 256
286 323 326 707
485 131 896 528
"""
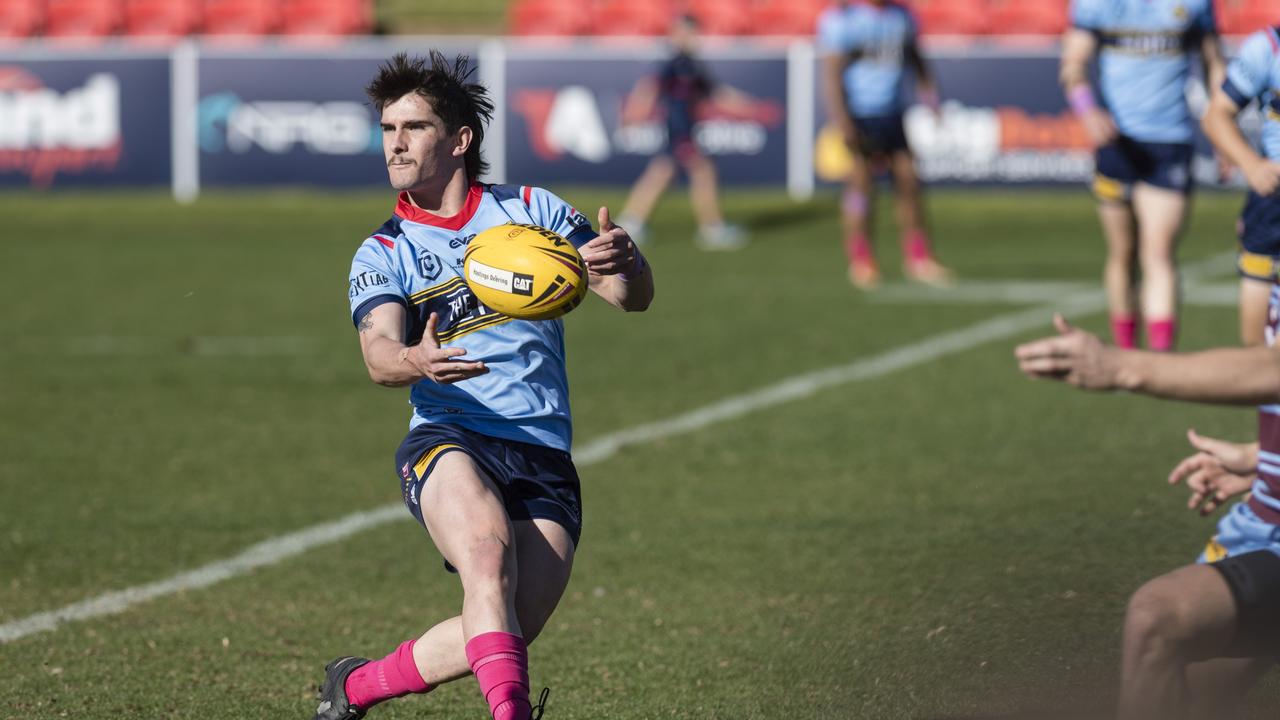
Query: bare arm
904 39 935 97
1060 28 1116 147
581 207 653 312
1201 32 1227 100
820 51 857 143
1202 86 1280 196
358 302 488 387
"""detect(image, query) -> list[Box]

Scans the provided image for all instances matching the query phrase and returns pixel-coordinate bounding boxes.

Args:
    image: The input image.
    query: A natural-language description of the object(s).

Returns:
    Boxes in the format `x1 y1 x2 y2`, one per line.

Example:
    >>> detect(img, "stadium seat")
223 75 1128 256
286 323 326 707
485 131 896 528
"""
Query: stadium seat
122 0 200 38
748 0 826 36
687 0 751 36
912 0 989 35
44 0 122 38
279 0 372 36
988 0 1068 35
509 0 592 36
1217 0 1280 36
0 0 41 38
591 0 671 36
202 0 280 36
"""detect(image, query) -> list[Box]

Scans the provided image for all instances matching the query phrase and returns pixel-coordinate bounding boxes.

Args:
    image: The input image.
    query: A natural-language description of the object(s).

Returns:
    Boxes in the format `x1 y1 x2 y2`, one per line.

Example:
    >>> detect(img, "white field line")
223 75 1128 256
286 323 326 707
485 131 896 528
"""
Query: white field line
0 254 1234 644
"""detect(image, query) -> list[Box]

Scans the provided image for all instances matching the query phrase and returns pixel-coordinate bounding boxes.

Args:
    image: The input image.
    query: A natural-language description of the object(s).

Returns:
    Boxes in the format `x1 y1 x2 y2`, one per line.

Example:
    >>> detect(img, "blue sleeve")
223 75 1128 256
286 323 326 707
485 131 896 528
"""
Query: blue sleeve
348 239 407 326
815 8 847 54
526 187 598 249
1195 0 1217 35
1070 0 1103 31
1224 31 1276 109
902 5 919 40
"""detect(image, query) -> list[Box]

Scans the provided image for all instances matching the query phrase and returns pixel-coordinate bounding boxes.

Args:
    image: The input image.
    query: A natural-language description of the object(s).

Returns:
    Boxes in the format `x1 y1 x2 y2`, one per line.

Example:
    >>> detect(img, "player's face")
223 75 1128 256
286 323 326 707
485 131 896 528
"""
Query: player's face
380 93 466 192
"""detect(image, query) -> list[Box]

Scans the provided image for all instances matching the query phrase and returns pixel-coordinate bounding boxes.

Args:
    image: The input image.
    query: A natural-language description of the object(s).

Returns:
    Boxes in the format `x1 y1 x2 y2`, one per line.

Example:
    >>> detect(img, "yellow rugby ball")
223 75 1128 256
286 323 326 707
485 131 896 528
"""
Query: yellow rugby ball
463 223 589 320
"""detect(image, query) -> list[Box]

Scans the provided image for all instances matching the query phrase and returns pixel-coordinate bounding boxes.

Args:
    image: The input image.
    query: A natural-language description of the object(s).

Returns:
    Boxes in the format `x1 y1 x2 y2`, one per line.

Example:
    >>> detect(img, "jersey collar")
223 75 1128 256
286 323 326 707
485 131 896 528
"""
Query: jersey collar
395 183 484 231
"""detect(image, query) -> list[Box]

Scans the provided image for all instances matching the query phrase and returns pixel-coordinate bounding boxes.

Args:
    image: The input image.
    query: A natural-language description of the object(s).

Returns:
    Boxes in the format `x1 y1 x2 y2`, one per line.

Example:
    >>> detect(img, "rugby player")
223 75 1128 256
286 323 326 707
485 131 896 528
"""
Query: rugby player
314 52 653 720
1061 0 1225 350
816 0 954 289
1016 308 1280 720
1201 24 1280 345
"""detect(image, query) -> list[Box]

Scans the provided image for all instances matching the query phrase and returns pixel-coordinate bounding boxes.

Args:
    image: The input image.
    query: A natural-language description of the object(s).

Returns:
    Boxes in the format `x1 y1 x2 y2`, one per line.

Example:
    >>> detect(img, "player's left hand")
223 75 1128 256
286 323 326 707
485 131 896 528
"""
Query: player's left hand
1014 314 1119 390
580 207 639 276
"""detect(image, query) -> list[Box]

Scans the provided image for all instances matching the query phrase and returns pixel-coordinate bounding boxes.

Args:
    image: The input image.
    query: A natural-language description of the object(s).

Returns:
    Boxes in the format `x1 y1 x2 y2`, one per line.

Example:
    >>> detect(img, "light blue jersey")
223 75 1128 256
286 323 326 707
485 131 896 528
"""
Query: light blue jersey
1072 0 1217 143
816 1 917 119
347 183 597 452
1224 27 1280 160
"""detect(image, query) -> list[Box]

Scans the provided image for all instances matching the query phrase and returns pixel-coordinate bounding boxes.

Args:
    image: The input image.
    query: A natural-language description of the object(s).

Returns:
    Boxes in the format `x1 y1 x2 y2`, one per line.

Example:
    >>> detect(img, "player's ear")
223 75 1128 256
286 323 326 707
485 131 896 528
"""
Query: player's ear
453 126 473 158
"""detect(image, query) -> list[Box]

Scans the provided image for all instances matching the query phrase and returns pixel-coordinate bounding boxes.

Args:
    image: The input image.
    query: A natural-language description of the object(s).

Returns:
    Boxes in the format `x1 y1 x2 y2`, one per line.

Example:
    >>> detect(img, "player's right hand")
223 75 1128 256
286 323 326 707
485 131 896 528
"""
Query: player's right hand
1081 109 1117 148
1014 314 1118 390
1243 158 1280 197
1167 430 1256 516
406 312 488 384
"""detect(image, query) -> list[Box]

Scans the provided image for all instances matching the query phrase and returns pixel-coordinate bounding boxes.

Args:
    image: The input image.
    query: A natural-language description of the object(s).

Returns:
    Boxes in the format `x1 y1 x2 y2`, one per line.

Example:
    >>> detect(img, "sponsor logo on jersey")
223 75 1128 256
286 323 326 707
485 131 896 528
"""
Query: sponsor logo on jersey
349 270 391 298
449 233 476 249
0 67 123 187
418 251 443 280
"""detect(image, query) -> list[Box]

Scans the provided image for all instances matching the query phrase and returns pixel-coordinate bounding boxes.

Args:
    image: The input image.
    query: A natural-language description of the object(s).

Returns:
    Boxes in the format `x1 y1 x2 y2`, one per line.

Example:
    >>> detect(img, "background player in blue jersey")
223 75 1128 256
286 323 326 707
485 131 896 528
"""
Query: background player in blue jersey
617 14 754 251
1016 311 1280 720
315 52 653 720
1202 25 1280 346
816 0 953 290
1062 0 1225 351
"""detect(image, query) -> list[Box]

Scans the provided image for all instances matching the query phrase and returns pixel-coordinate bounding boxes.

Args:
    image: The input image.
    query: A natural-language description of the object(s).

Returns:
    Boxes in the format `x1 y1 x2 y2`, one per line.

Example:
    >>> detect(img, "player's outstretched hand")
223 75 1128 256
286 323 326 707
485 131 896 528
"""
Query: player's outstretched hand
1082 108 1117 149
1014 314 1118 390
580 207 639 276
1168 430 1256 516
404 312 488 384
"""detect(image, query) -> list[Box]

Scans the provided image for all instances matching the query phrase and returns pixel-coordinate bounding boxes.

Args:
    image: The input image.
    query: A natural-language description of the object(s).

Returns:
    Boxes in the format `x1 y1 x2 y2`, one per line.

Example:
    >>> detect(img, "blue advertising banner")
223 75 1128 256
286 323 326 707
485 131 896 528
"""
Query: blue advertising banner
197 45 478 188
0 54 171 188
503 51 787 187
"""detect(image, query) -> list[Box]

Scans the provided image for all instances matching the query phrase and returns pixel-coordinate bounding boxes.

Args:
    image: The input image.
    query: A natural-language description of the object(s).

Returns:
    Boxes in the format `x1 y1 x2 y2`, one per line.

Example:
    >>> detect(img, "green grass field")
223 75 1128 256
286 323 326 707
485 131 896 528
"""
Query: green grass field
0 186 1274 719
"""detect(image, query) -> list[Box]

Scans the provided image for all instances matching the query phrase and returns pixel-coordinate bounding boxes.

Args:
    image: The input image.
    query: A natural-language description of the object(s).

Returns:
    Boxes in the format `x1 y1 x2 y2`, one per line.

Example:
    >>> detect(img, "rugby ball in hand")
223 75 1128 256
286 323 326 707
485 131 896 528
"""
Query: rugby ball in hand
463 223 589 320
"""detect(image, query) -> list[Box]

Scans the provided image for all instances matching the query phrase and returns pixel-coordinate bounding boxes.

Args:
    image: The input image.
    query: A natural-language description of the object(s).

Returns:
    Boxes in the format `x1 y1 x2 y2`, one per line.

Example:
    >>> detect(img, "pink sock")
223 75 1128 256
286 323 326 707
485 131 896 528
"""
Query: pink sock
466 632 531 720
845 233 874 265
1111 315 1137 349
1147 318 1176 352
902 230 934 263
344 639 433 709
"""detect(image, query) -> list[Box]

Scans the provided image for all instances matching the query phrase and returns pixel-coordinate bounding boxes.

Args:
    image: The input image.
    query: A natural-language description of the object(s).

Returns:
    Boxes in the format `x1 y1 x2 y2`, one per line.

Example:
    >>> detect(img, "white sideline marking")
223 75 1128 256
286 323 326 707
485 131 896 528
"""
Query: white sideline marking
868 279 1241 307
0 254 1234 644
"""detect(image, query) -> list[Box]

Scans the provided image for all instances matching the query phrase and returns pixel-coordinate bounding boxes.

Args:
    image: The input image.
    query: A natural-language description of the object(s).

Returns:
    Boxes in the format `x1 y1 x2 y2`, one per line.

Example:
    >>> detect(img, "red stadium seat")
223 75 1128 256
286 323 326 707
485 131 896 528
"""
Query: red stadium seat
687 0 750 36
988 0 1068 35
911 0 989 35
1217 0 1280 36
122 0 200 38
202 0 280 36
279 0 372 36
0 0 42 38
749 0 826 36
591 0 671 36
44 0 122 38
509 0 592 36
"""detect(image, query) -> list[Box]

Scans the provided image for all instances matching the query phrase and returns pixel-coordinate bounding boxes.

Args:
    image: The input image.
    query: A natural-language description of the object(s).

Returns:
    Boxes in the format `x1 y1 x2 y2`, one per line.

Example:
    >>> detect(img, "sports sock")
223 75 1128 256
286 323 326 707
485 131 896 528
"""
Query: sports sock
845 233 874 265
902 230 934 264
344 639 433 709
466 631 531 720
1146 318 1176 352
1110 315 1137 349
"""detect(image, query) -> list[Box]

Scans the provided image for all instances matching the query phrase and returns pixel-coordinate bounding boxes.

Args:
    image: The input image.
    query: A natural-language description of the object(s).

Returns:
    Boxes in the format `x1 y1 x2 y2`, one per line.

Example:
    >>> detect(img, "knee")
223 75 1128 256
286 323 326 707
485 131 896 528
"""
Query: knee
458 532 515 589
1125 582 1195 659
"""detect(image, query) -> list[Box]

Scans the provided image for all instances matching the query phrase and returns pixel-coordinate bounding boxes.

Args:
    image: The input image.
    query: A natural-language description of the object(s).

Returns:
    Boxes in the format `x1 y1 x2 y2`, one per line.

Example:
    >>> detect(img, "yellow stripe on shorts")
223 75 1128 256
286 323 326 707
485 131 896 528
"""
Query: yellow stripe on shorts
1092 174 1127 203
1238 250 1278 281
412 443 465 481
1202 536 1228 563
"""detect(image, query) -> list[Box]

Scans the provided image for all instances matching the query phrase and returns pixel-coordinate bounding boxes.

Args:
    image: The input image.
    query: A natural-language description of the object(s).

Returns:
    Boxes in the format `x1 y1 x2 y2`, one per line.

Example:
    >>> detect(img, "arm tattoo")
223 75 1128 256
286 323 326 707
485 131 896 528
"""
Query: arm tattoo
357 312 374 333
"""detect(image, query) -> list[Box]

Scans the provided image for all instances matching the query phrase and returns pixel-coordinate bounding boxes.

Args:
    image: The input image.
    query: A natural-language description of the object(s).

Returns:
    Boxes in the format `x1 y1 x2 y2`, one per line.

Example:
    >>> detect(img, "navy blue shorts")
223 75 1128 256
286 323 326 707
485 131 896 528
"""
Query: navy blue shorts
395 423 583 547
1093 136 1193 200
853 114 909 156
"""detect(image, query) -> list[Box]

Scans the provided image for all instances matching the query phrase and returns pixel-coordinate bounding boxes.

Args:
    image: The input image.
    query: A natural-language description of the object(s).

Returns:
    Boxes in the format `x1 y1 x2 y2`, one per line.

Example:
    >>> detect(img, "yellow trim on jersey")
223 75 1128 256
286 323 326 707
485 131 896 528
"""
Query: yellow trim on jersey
436 311 512 343
412 443 465 481
410 277 467 304
1238 249 1279 281
1092 174 1128 203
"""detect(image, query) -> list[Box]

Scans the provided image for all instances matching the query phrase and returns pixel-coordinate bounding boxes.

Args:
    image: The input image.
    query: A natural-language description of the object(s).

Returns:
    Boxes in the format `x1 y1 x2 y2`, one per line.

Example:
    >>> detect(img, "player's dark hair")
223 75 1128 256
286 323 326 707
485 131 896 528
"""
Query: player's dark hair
366 51 495 183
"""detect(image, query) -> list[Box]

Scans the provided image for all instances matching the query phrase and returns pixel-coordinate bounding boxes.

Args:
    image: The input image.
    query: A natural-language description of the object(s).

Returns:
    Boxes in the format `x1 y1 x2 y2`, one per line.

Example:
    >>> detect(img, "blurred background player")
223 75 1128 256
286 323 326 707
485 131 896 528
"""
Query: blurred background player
1061 0 1224 351
321 52 652 720
816 0 953 290
1202 24 1280 346
617 14 751 251
1016 311 1280 720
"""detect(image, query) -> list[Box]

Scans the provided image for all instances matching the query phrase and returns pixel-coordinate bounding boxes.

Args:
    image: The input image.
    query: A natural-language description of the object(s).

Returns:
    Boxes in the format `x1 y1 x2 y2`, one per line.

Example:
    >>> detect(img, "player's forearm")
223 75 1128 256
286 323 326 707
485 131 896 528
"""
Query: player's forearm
598 263 654 312
1202 101 1260 170
362 335 425 387
1113 345 1280 405
820 58 852 125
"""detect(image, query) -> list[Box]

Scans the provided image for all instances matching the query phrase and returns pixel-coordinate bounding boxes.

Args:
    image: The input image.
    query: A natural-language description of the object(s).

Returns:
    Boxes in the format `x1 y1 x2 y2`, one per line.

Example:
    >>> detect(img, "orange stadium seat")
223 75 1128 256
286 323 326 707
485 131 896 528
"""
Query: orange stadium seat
687 0 751 36
122 0 200 38
591 0 671 36
509 0 592 36
202 0 280 36
988 0 1068 35
911 0 989 35
44 0 122 37
749 0 826 36
279 0 372 36
1217 0 1280 36
0 0 42 38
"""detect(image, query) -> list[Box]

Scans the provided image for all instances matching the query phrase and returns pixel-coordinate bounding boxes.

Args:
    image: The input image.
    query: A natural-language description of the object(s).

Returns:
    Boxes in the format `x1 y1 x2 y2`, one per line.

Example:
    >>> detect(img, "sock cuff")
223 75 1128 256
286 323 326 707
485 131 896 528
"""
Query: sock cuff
465 632 527 667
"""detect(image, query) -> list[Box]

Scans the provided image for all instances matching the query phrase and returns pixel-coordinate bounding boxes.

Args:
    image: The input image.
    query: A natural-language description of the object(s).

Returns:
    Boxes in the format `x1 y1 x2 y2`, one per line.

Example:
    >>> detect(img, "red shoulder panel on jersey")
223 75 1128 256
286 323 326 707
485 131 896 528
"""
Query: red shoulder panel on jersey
374 234 395 248
1269 27 1280 53
522 185 533 207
